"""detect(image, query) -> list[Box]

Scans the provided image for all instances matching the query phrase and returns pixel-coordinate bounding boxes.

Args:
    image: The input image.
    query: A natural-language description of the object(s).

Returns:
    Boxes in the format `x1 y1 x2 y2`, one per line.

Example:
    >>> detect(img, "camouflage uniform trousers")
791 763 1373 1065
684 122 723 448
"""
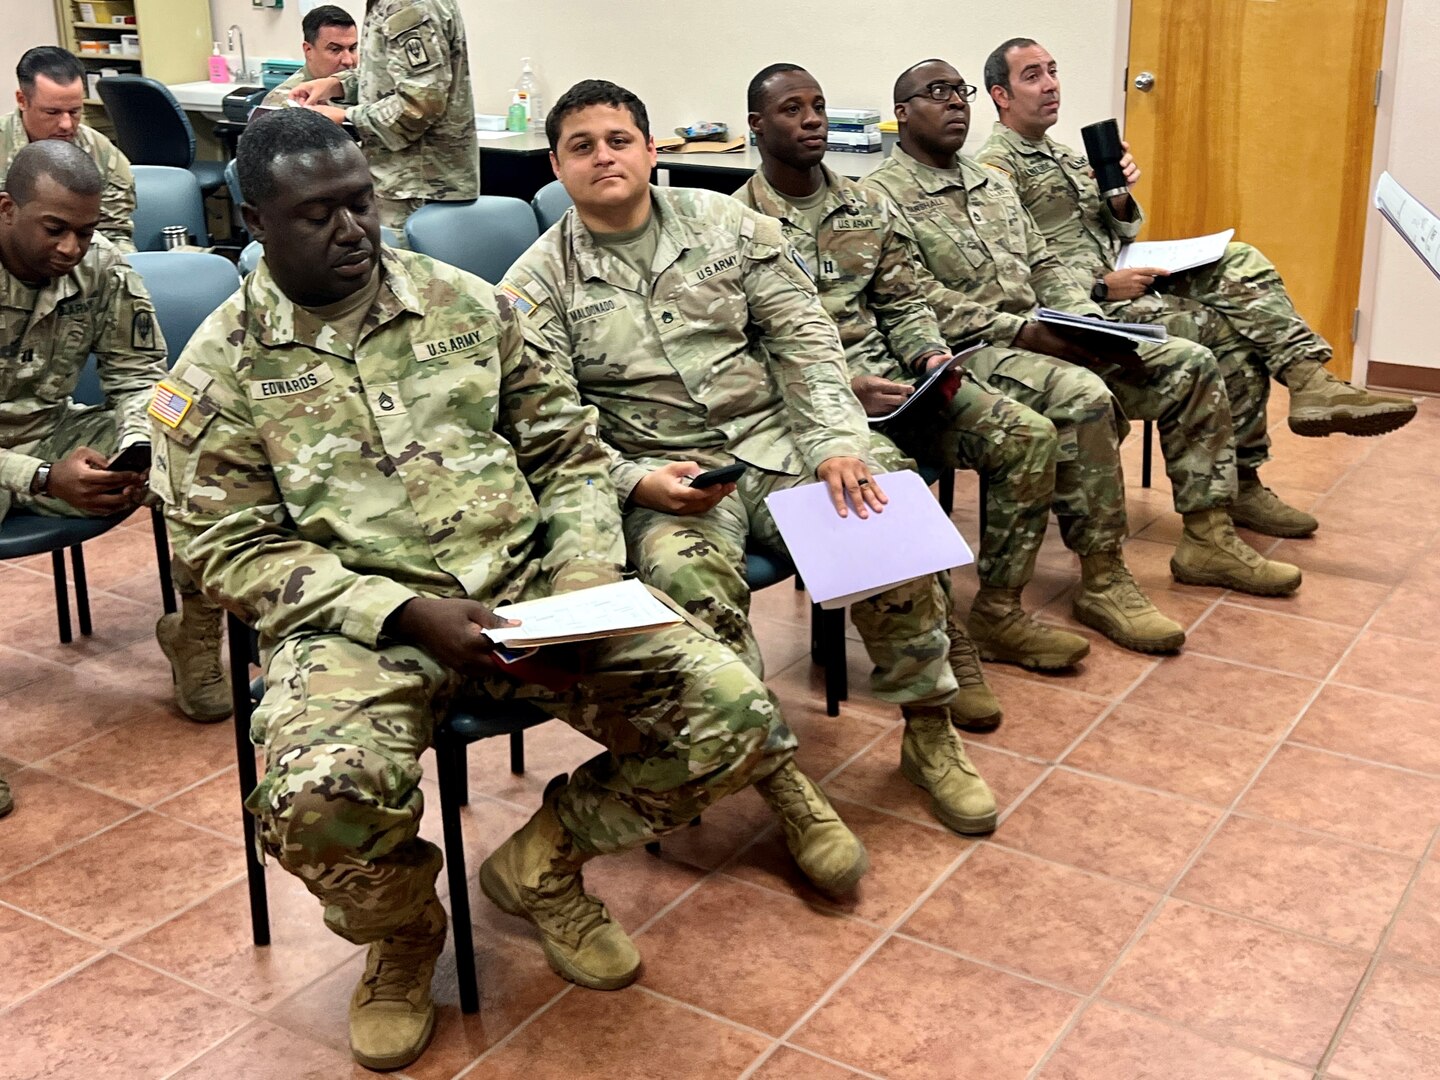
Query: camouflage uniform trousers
623 439 957 709
964 345 1129 556
881 372 1057 590
1089 334 1240 514
3 403 204 598
244 614 796 945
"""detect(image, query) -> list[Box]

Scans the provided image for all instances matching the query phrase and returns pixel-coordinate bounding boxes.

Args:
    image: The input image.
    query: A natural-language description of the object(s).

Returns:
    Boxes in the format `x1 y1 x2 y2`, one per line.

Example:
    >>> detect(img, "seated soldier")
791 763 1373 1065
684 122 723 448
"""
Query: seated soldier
740 62 1094 683
259 5 359 109
503 79 997 837
1 47 135 253
976 38 1417 540
155 108 823 1072
865 59 1302 642
0 140 228 723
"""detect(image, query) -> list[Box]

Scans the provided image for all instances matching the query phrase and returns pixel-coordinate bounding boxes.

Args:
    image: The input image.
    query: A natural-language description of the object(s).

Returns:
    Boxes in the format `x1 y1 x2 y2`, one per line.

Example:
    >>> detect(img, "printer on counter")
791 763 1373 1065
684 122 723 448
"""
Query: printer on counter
221 86 268 123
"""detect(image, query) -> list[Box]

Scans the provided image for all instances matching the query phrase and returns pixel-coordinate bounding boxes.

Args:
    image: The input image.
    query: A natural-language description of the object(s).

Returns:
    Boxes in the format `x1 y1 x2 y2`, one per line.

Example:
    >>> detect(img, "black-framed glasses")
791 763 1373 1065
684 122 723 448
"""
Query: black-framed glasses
906 80 977 104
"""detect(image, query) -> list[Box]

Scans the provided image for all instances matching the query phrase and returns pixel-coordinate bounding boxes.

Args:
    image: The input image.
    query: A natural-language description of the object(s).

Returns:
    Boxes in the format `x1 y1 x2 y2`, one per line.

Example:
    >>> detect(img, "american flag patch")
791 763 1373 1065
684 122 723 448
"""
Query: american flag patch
148 382 193 428
499 283 535 316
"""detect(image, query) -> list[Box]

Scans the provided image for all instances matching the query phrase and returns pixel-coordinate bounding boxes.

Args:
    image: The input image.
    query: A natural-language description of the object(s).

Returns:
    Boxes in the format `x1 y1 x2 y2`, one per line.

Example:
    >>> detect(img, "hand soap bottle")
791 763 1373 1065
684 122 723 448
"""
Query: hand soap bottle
208 43 229 84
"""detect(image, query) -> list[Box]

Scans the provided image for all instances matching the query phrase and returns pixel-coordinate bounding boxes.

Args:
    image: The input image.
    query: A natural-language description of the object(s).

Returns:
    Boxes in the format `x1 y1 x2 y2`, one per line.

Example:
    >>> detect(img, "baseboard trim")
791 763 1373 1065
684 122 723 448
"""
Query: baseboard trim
1365 361 1440 397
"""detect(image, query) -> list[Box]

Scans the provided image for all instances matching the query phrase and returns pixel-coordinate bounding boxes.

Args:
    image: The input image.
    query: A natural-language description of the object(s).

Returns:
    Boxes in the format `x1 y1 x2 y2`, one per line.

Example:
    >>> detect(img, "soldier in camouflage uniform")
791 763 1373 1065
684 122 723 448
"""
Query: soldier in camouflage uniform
739 63 1087 703
0 140 229 726
289 0 477 232
504 79 997 837
866 60 1301 647
977 39 1417 542
259 5 358 110
1 47 134 253
158 110 836 1070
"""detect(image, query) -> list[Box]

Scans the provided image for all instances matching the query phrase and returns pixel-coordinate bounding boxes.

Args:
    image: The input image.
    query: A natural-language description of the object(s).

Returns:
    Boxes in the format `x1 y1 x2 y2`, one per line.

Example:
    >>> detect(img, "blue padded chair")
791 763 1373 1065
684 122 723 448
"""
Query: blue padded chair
131 165 210 251
96 75 227 196
223 159 244 212
227 611 550 1015
531 180 574 233
237 240 263 276
126 252 241 353
405 197 539 284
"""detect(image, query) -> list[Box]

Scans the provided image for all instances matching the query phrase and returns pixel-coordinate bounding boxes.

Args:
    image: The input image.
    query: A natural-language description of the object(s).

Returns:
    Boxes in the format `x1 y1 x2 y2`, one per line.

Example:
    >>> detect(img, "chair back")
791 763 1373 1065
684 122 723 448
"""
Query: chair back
126 252 241 364
95 75 196 168
531 180 574 233
132 165 210 250
405 197 539 284
238 240 263 275
72 353 103 407
224 159 245 210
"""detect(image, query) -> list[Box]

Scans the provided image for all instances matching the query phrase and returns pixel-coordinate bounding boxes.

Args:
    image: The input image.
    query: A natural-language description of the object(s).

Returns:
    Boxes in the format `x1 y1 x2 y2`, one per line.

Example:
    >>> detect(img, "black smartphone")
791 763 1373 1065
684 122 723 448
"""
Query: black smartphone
688 463 747 489
106 442 152 473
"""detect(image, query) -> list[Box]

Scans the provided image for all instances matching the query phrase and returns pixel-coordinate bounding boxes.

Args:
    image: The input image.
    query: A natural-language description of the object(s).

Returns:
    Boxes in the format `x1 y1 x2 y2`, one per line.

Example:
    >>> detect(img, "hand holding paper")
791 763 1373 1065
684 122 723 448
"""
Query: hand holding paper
389 596 518 676
816 456 886 519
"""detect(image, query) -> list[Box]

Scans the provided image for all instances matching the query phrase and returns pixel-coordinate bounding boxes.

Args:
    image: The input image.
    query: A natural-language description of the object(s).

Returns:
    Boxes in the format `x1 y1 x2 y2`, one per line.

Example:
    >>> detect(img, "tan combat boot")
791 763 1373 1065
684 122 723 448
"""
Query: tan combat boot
1171 508 1302 596
348 897 446 1071
967 585 1090 671
1075 551 1185 654
945 606 1002 732
900 707 997 835
480 775 640 990
1285 360 1417 438
1229 472 1318 539
756 760 869 898
156 592 231 723
0 773 12 818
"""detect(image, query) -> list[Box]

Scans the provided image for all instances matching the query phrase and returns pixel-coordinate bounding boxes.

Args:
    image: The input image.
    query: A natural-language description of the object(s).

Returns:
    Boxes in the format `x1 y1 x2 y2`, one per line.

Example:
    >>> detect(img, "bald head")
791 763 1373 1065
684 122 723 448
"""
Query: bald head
893 58 957 106
3 139 102 206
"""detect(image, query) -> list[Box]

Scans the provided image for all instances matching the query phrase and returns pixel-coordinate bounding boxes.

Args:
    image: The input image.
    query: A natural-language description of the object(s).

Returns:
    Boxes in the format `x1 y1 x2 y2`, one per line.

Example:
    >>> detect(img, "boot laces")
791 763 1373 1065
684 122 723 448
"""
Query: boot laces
907 717 979 779
525 871 611 949
364 925 439 1004
1105 561 1154 614
947 629 987 688
763 768 831 831
171 610 228 689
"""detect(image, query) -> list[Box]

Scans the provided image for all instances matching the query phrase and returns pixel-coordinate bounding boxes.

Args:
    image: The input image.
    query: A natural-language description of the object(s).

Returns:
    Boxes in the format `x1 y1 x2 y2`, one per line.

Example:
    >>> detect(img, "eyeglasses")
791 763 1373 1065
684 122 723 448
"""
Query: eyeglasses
906 80 977 104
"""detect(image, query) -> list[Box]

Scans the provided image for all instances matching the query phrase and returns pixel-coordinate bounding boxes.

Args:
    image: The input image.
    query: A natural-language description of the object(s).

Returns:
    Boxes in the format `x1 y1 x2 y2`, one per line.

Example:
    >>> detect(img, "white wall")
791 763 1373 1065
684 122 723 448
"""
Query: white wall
203 0 1125 152
2 5 61 103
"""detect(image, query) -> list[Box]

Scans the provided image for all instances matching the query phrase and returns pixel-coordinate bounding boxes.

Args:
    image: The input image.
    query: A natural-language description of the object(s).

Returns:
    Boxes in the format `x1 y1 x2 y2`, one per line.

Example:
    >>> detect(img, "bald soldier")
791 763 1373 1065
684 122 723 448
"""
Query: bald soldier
503 79 997 837
0 140 229 730
290 0 477 232
259 5 359 110
976 37 1417 540
738 62 1087 694
157 108 839 1070
0 47 134 253
865 59 1302 652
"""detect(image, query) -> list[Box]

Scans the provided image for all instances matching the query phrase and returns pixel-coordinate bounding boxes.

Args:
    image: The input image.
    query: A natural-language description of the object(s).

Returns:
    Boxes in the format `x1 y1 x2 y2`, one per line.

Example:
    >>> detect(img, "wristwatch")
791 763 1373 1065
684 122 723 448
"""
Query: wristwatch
1090 279 1109 302
30 462 51 496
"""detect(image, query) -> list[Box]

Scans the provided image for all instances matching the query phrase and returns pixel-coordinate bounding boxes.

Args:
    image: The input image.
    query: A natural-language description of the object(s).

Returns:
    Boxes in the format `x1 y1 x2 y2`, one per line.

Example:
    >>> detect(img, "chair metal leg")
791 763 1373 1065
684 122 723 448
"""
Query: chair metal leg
818 604 847 716
1142 420 1154 488
509 730 525 774
794 573 804 592
50 549 72 644
454 742 470 807
436 737 480 1014
151 506 177 615
229 612 270 947
938 469 955 515
70 545 92 637
978 475 989 538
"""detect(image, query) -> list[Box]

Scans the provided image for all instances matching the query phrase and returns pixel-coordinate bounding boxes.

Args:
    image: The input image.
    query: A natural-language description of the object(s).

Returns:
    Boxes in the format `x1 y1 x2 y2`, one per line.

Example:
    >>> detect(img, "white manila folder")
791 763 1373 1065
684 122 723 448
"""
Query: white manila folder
1116 228 1235 274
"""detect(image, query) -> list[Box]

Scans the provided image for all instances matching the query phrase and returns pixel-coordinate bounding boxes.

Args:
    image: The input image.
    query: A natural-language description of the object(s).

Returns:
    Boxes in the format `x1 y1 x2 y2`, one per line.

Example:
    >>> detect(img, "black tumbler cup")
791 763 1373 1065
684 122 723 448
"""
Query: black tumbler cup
1081 118 1129 199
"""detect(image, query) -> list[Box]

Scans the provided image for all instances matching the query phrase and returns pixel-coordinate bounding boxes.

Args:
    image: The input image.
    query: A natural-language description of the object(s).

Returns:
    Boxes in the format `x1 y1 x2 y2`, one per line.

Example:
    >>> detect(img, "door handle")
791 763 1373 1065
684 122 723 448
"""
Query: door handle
1134 71 1156 92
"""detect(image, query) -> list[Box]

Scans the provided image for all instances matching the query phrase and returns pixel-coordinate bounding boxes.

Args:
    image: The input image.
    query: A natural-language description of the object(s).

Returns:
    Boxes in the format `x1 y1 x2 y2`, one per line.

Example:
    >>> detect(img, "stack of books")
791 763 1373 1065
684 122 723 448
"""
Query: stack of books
749 108 884 154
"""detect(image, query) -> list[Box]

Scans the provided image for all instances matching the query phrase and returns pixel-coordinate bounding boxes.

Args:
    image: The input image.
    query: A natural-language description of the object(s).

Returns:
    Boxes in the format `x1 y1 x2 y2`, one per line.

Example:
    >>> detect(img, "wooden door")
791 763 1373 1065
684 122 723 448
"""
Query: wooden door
1124 0 1387 379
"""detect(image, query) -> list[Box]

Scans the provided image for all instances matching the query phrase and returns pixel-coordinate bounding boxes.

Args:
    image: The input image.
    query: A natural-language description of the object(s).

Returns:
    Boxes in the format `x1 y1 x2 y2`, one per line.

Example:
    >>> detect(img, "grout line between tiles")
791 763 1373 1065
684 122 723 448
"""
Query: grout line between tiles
451 983 576 1078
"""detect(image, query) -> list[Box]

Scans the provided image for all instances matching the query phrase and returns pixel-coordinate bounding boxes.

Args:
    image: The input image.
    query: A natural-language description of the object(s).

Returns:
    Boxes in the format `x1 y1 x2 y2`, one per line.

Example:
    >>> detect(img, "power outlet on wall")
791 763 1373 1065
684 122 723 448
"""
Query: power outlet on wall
251 0 283 7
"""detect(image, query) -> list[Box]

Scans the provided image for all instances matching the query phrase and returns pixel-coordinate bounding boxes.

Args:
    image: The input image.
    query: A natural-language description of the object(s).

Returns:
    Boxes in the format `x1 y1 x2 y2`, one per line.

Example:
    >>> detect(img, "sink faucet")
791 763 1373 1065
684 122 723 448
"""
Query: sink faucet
226 25 248 82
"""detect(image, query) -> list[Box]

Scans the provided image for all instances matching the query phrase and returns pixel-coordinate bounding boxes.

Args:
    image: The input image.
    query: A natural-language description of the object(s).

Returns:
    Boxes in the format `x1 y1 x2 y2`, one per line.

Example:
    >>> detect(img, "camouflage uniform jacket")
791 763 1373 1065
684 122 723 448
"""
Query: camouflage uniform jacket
734 163 947 385
500 185 869 503
0 233 164 493
975 121 1143 287
261 62 358 109
338 0 478 203
863 146 1101 347
152 247 622 649
0 110 136 253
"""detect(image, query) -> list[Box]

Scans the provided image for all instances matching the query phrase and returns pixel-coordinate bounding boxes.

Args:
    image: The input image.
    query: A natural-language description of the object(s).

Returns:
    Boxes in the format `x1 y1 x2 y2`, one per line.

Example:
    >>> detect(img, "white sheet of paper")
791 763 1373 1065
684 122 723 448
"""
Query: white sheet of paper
765 470 974 610
1115 228 1235 273
484 579 681 647
867 342 986 425
1375 171 1440 282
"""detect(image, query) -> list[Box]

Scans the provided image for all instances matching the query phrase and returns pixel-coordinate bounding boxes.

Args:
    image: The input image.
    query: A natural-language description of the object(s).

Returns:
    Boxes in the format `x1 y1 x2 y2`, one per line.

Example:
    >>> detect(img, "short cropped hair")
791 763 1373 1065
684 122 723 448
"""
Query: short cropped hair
545 79 650 154
3 140 103 205
984 37 1038 97
893 58 947 106
235 108 355 207
17 46 85 96
302 4 355 45
747 63 807 113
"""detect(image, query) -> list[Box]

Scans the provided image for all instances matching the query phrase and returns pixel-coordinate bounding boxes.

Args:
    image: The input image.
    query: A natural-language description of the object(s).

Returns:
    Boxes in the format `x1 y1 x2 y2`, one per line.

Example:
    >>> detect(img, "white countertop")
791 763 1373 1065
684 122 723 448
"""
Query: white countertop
167 80 242 114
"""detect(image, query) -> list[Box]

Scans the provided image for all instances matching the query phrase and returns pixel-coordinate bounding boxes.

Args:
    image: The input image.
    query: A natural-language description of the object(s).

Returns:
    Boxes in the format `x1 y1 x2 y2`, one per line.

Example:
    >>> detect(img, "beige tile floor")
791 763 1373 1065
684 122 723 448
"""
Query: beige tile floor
3 396 1440 1079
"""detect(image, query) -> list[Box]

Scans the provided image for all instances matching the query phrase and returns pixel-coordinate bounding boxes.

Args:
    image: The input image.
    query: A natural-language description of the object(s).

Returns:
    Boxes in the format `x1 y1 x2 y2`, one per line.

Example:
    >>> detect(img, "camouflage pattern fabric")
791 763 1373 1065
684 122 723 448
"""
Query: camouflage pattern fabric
261 63 360 110
0 233 165 519
158 247 794 943
865 147 1238 519
504 185 956 707
339 0 477 209
734 164 1057 589
0 110 136 254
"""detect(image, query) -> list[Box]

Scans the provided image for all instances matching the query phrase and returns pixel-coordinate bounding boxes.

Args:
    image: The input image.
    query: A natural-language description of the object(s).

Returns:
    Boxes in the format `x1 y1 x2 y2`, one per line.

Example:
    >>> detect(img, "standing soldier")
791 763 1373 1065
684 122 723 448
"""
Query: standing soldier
739 62 1086 700
866 60 1301 640
290 0 477 234
976 37 1417 540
